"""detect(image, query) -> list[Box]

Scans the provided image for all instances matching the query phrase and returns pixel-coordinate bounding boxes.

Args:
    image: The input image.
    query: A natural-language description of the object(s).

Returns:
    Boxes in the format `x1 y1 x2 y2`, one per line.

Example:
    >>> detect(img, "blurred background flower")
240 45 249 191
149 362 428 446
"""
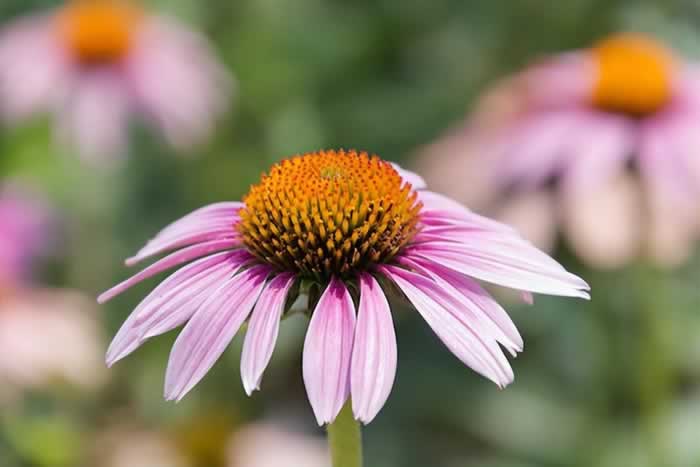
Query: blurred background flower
0 0 232 164
417 32 700 269
2 0 700 466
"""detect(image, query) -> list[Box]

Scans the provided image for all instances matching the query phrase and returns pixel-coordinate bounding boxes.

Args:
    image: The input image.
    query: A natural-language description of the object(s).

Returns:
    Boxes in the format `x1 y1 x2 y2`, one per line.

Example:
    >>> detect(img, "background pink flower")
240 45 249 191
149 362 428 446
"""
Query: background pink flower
417 33 700 268
0 0 232 164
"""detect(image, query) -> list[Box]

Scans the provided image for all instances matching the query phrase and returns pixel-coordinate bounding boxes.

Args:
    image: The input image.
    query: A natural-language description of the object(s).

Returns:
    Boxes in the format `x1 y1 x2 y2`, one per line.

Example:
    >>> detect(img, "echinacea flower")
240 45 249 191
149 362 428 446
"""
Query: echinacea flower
417 33 700 268
0 0 231 163
100 149 589 425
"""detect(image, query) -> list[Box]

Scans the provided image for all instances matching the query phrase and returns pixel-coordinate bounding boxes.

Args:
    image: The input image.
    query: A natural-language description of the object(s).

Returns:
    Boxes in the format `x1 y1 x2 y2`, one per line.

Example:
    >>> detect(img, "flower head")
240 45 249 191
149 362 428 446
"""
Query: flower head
100 150 588 425
418 33 700 268
0 0 231 163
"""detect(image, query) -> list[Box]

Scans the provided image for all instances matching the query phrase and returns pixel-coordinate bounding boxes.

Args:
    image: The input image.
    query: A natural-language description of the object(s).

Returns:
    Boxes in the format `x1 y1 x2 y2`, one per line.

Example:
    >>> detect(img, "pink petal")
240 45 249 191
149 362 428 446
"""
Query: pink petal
560 112 633 194
523 52 595 107
497 110 584 187
125 205 241 266
105 251 247 365
302 277 356 425
417 191 516 234
164 265 270 401
402 257 523 356
390 162 427 190
380 265 513 387
351 273 397 424
0 14 68 122
57 70 131 165
134 259 245 339
125 17 233 148
240 273 296 395
98 239 242 303
407 224 589 298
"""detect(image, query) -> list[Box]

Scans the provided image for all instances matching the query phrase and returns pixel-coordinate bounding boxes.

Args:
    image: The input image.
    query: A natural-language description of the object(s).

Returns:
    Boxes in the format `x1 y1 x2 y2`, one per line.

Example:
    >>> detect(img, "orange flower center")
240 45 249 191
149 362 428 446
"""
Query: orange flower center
238 150 423 278
591 34 675 116
56 0 142 65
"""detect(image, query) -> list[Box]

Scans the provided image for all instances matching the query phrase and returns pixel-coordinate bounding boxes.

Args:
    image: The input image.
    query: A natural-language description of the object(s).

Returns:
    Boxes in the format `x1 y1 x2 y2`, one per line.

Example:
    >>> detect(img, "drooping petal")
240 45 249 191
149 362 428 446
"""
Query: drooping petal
302 277 356 425
125 206 242 266
105 251 248 365
0 15 68 122
164 265 270 401
98 240 244 303
351 273 397 424
560 112 632 194
240 273 296 395
134 259 245 339
125 17 233 148
417 191 517 234
57 71 131 164
401 257 523 356
380 265 513 387
407 219 589 298
562 173 642 269
497 110 584 187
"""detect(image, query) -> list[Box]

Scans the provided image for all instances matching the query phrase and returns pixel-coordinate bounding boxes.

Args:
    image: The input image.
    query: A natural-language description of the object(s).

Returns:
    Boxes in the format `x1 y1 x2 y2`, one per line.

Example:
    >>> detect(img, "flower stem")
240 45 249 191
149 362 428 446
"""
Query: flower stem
327 402 363 467
638 264 673 464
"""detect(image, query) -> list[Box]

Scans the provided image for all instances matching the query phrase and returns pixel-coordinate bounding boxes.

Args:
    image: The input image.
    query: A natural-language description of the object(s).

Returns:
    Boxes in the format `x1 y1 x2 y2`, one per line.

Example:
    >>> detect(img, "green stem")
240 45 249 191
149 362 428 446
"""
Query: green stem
638 265 673 464
327 402 363 467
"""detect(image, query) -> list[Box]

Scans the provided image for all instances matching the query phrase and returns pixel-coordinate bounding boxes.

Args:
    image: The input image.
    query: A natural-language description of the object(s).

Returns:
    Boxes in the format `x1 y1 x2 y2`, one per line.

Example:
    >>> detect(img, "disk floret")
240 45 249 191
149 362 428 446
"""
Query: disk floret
238 149 422 278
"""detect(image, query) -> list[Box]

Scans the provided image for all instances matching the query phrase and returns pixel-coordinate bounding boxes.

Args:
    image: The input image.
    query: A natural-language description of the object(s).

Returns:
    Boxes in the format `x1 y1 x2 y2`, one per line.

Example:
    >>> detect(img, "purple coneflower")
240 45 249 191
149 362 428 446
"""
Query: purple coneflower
418 33 700 268
0 0 231 163
100 149 588 425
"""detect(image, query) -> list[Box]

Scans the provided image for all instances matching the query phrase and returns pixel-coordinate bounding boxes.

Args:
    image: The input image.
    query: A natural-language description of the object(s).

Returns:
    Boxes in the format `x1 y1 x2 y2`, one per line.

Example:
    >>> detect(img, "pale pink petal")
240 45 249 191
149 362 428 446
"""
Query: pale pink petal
380 265 513 387
125 17 233 149
523 52 595 107
134 259 246 338
390 162 427 190
495 190 557 253
98 240 242 303
417 191 516 234
638 122 698 266
402 257 523 355
0 14 68 121
302 277 356 425
351 273 397 424
562 173 642 269
407 219 590 298
126 203 242 265
164 265 270 401
497 110 584 187
240 273 296 395
104 251 248 365
560 112 633 193
57 70 131 164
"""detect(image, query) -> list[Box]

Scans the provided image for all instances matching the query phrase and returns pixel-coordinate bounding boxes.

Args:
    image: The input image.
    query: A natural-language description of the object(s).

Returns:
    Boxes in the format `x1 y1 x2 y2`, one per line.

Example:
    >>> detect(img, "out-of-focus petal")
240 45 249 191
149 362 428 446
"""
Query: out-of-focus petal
562 174 642 269
57 71 131 164
126 17 233 148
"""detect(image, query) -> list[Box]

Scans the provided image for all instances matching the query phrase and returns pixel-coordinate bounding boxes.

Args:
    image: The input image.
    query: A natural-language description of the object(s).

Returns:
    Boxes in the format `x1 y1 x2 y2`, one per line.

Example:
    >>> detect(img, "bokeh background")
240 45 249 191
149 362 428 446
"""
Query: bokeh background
2 0 700 466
